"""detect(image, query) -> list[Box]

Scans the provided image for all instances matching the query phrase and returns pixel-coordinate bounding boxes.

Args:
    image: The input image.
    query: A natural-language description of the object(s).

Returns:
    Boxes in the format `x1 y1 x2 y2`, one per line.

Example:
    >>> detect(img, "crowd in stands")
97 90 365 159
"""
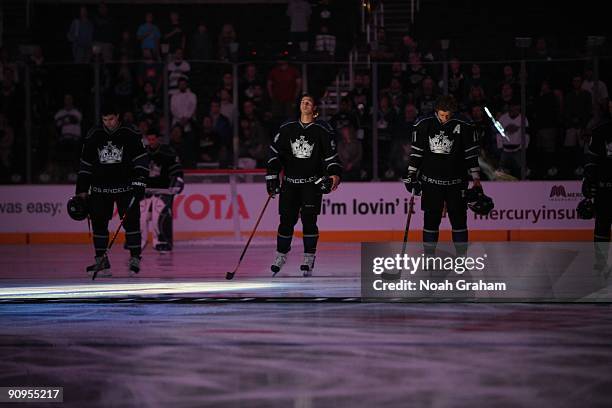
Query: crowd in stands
0 1 609 184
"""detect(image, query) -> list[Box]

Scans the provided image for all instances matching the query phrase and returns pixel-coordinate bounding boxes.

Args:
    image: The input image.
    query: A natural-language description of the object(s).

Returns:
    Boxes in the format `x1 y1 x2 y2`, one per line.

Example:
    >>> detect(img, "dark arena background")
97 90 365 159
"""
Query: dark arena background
1 1 612 407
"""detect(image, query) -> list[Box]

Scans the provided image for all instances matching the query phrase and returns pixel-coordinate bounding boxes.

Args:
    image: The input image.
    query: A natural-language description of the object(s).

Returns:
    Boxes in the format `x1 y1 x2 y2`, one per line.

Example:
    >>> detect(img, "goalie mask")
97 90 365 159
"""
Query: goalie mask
67 195 89 221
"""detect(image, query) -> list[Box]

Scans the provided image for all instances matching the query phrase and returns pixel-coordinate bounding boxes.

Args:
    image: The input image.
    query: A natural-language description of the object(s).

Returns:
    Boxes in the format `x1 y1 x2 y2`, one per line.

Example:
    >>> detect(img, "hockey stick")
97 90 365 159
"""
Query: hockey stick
226 193 273 280
92 196 136 281
381 194 416 281
484 106 510 141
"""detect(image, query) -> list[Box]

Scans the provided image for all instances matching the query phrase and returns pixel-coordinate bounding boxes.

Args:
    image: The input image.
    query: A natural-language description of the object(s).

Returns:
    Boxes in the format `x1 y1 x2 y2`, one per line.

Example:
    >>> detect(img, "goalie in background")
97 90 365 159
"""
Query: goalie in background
140 129 184 252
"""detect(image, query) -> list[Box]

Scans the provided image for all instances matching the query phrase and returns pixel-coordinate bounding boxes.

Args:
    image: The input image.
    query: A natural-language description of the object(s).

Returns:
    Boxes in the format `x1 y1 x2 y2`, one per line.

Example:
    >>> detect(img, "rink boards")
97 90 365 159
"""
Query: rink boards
0 181 593 244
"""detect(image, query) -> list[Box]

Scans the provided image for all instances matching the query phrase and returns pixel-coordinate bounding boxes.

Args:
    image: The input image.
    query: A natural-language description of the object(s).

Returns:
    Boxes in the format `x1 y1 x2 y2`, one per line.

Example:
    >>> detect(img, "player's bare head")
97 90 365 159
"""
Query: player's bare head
146 130 160 148
299 93 318 118
101 103 120 130
435 95 457 124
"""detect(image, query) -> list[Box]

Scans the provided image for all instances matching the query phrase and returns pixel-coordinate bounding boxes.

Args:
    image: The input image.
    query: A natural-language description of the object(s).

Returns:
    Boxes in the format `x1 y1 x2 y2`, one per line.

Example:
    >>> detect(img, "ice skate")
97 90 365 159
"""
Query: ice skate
128 256 141 276
300 253 316 277
271 252 287 276
86 256 112 278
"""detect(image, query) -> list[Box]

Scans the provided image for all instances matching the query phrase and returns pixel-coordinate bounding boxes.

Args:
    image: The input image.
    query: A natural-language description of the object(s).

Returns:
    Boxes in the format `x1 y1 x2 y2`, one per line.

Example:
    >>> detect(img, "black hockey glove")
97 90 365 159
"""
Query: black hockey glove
582 178 597 199
266 174 280 196
131 180 147 202
402 172 422 196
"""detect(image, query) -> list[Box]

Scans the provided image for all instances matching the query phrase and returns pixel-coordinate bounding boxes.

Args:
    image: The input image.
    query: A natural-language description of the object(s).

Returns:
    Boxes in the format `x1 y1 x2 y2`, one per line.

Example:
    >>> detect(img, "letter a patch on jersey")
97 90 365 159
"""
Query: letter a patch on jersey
453 124 461 134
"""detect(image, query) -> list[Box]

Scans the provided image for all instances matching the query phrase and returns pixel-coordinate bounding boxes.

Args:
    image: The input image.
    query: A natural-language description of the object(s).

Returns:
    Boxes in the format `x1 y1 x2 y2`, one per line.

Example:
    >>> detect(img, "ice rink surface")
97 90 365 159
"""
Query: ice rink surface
1 242 612 407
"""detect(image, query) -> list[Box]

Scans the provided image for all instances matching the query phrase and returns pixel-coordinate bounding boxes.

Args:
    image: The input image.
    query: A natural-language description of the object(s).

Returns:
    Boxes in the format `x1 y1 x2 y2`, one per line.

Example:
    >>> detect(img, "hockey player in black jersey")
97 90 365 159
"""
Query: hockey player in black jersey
266 93 342 276
582 100 612 277
402 95 483 257
140 130 184 252
76 104 149 277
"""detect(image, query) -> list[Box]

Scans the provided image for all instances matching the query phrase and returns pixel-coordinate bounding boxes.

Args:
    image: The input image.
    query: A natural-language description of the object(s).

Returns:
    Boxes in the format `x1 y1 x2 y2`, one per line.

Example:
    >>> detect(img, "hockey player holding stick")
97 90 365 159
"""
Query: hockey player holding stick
76 103 149 277
140 130 184 252
266 93 342 276
402 95 489 258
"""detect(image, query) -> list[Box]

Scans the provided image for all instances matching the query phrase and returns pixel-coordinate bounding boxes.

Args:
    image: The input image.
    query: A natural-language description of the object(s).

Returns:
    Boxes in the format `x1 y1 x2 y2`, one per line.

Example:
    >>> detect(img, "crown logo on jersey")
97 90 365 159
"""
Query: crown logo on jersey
98 141 123 164
606 141 612 157
291 135 314 159
429 131 453 154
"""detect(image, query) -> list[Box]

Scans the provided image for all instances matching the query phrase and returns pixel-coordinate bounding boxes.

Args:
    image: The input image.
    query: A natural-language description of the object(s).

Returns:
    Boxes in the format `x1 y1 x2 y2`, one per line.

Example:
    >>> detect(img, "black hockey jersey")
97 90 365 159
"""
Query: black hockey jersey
407 115 480 182
585 120 612 184
267 119 342 182
146 144 183 189
76 124 149 194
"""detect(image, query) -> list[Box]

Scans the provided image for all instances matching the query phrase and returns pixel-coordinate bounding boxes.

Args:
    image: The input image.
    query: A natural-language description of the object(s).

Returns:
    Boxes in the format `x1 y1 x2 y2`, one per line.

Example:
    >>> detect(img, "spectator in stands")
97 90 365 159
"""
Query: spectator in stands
169 124 195 169
191 22 212 60
493 83 514 116
117 30 137 60
53 94 82 180
242 99 263 127
30 46 50 124
137 49 162 94
238 118 269 168
219 88 235 126
533 80 561 179
370 28 394 60
168 48 190 96
395 35 419 62
312 0 334 33
209 99 232 165
497 101 530 179
337 125 362 181
348 73 371 124
563 74 592 177
163 11 186 57
330 97 360 134
137 12 161 60
464 63 490 99
0 77 20 128
171 78 197 136
122 111 135 126
406 52 427 95
315 24 336 58
138 118 151 138
267 59 301 120
447 58 465 101
383 77 405 113
415 77 437 117
377 94 396 171
67 6 94 63
0 47 19 84
0 113 15 181
287 0 311 53
582 67 609 124
198 116 220 165
464 85 487 112
219 72 234 97
92 2 116 63
393 102 417 140
240 64 263 102
388 134 411 181
136 81 161 122
500 65 518 92
113 57 135 112
217 23 238 61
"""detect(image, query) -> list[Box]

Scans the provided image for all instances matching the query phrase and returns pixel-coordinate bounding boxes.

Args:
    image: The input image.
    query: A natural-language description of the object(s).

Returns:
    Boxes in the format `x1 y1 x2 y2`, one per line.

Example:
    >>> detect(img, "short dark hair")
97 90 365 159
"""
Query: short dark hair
101 101 120 116
434 95 458 113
